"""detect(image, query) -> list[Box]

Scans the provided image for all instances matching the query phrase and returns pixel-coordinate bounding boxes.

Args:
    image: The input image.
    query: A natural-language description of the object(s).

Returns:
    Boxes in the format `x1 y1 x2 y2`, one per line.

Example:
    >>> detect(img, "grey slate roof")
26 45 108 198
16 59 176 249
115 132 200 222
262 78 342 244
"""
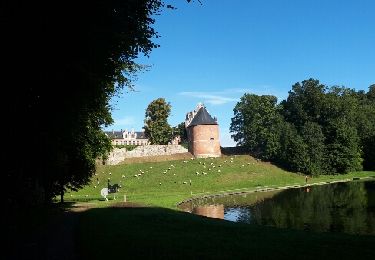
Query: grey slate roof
188 107 217 127
105 131 123 139
135 131 147 139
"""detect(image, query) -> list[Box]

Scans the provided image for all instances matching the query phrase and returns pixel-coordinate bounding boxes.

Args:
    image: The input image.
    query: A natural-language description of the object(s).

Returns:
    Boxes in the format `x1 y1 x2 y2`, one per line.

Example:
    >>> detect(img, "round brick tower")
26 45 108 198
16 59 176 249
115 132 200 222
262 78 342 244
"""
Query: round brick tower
185 104 221 158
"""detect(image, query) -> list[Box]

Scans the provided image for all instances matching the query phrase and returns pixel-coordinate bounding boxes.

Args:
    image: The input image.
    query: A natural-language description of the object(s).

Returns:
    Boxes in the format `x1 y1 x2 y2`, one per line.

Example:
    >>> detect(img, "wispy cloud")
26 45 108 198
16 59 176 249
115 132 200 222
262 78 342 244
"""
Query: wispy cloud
179 91 238 105
179 85 286 105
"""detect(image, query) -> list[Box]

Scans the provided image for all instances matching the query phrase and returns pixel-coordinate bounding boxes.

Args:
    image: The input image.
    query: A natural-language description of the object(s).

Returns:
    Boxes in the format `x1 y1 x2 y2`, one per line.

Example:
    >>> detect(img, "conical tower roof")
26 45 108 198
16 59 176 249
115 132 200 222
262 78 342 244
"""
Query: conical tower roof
188 106 217 127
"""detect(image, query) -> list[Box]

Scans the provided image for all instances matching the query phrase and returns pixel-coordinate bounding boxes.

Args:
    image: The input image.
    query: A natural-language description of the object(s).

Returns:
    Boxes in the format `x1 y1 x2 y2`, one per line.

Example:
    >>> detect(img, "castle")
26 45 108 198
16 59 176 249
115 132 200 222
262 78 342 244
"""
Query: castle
185 103 221 158
104 129 149 146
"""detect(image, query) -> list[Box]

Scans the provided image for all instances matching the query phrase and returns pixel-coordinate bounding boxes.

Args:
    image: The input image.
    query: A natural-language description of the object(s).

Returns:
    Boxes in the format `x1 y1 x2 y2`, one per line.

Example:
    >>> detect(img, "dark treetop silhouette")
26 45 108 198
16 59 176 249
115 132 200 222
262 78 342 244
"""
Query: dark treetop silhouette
3 0 191 208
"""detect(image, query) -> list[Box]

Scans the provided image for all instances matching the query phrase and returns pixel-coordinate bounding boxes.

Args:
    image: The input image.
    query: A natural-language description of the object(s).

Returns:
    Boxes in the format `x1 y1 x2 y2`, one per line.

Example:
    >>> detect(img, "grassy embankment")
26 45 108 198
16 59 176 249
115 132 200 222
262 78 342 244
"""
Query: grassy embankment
66 154 375 209
18 155 372 259
71 156 374 259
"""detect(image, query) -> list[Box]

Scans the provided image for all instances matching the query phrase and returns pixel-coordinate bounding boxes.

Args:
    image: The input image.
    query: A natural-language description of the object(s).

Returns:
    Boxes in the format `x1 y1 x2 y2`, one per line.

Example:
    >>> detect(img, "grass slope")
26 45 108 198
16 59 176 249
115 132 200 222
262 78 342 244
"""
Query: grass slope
67 155 375 208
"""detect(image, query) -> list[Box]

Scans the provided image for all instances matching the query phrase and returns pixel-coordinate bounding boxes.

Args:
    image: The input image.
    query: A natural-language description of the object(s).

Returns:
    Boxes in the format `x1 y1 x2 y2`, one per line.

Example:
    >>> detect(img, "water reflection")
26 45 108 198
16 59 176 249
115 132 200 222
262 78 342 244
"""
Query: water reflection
193 205 224 219
182 180 375 235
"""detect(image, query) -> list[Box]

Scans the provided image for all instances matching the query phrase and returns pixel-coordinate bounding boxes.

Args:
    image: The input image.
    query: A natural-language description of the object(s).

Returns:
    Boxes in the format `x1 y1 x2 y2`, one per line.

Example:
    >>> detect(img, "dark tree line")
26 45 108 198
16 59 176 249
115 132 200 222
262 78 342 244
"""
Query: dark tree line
231 79 375 175
3 1 183 208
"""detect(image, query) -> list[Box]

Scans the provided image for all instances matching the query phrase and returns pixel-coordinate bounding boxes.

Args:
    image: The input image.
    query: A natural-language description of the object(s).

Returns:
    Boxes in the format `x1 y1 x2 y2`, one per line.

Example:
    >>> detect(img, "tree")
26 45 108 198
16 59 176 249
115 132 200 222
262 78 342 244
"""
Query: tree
277 122 309 173
174 122 188 144
144 98 172 144
281 78 327 129
354 85 375 170
4 1 180 208
300 122 325 175
230 94 283 160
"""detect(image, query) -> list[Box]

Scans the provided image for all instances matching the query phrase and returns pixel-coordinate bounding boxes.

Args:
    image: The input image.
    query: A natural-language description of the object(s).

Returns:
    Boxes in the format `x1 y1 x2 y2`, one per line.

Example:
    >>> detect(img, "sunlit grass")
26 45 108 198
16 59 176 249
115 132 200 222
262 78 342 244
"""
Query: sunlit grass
66 155 375 209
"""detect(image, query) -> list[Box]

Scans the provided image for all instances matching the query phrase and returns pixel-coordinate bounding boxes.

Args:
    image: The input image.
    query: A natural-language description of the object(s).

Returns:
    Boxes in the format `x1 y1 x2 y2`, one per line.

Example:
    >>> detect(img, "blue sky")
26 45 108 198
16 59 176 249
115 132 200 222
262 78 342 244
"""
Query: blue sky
103 0 375 147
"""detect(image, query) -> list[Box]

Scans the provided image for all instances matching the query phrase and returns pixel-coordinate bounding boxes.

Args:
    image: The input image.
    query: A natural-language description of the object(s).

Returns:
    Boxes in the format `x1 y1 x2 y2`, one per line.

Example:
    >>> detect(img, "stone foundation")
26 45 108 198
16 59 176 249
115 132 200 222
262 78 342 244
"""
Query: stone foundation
105 145 188 165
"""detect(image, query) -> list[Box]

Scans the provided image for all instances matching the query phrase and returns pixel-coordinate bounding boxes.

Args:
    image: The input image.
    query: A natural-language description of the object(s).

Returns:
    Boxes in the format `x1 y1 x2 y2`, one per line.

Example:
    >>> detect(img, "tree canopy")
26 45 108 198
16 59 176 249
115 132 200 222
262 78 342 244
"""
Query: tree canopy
4 1 178 207
144 98 172 144
231 78 375 175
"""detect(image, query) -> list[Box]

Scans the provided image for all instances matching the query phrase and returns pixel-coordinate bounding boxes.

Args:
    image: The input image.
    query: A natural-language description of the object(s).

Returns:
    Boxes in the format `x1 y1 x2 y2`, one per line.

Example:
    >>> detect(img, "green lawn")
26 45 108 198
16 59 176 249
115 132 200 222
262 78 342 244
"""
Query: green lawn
66 155 375 208
14 155 373 259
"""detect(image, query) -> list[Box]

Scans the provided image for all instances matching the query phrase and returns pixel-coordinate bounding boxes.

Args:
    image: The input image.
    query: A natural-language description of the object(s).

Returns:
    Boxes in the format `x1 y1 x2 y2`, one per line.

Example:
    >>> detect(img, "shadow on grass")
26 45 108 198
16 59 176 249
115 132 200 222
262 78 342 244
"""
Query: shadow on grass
6 202 375 259
77 206 375 259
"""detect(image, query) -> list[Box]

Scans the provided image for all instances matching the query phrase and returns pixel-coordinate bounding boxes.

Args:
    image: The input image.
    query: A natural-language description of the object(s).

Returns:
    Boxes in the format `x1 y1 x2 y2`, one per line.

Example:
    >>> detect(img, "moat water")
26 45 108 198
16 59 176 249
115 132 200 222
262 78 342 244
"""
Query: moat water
181 180 375 235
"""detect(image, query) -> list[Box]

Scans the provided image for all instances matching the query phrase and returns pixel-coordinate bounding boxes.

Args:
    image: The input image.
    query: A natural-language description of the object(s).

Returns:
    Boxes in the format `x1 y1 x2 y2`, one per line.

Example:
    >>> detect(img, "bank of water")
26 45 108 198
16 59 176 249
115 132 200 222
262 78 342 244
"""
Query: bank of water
180 179 375 235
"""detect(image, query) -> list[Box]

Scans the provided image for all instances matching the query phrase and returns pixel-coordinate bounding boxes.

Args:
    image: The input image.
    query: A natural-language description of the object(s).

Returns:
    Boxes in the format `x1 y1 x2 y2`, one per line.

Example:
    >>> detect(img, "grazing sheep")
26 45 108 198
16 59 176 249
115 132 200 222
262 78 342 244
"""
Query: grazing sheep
122 174 125 178
109 172 111 175
183 181 187 184
218 170 221 173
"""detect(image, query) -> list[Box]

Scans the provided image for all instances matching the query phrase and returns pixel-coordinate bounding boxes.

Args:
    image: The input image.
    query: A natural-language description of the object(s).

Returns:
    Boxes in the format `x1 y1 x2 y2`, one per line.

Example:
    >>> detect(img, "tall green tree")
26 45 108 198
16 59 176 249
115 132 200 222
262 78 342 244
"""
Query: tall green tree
354 84 375 170
231 79 372 175
277 122 309 173
230 94 283 160
174 122 188 144
4 1 181 207
300 122 325 175
144 98 172 144
281 78 327 129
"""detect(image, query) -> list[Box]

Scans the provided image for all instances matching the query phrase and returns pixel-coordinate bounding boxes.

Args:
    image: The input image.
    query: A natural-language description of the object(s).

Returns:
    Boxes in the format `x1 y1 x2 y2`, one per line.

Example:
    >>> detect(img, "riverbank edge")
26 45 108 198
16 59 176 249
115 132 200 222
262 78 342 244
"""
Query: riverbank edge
176 175 375 207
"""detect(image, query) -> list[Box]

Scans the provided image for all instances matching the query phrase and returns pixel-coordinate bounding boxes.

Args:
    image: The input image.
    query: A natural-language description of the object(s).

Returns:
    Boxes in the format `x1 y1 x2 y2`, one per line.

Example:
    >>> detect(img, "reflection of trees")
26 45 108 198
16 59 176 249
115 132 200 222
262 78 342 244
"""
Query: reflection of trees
181 181 375 235
238 181 373 234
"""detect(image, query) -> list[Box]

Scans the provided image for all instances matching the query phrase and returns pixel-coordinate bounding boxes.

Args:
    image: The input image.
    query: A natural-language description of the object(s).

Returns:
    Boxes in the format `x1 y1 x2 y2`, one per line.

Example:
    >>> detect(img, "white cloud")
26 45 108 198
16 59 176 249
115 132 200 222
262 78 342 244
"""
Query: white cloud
178 85 280 106
179 92 238 105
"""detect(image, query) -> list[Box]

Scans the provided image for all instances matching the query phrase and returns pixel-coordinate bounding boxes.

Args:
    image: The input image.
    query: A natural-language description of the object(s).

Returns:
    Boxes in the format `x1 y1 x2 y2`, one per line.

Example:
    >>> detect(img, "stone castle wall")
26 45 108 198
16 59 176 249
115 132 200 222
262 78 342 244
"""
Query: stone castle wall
188 125 221 158
105 145 188 165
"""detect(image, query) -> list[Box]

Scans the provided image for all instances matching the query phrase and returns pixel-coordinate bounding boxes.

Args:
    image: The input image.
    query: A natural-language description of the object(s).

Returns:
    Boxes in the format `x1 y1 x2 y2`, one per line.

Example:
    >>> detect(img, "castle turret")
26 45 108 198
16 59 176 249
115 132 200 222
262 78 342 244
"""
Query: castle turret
185 104 221 158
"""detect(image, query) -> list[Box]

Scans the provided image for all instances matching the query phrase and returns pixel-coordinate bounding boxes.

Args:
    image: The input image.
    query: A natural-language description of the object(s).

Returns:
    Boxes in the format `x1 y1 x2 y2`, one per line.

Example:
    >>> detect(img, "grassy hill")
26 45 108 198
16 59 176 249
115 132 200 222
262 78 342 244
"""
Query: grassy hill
66 155 374 208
